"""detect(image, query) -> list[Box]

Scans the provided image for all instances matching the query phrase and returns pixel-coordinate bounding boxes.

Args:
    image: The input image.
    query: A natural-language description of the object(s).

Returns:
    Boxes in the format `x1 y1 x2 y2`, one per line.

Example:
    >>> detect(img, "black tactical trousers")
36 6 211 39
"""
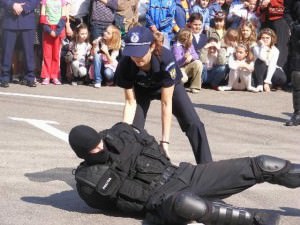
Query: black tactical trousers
292 71 300 112
156 157 259 224
133 83 212 164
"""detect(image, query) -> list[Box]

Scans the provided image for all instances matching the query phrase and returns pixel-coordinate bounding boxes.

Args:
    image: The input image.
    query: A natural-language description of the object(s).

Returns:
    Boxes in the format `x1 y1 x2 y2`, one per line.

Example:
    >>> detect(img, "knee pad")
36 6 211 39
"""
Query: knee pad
173 192 253 225
255 155 289 174
173 192 207 220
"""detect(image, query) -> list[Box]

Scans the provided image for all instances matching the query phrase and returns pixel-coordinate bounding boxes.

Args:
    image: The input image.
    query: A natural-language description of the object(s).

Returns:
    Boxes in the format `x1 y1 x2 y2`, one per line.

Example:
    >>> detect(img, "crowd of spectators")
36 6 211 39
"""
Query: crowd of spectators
0 0 298 92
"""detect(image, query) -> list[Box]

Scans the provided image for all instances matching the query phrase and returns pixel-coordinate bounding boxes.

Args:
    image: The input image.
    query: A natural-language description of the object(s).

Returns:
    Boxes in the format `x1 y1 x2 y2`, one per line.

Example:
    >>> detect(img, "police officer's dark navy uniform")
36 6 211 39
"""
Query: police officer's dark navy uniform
69 123 300 225
0 0 38 88
114 26 212 164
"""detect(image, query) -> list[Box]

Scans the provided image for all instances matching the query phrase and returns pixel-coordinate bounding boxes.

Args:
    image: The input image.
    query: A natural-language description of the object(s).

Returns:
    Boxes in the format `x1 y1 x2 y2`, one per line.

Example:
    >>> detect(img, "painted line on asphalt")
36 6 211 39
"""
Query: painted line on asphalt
9 117 68 143
0 91 124 106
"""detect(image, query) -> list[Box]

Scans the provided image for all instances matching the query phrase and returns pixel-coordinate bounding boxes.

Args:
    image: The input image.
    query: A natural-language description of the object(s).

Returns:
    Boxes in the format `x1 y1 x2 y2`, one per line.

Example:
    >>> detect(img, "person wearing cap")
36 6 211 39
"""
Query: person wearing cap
69 122 300 225
114 26 212 164
207 10 227 45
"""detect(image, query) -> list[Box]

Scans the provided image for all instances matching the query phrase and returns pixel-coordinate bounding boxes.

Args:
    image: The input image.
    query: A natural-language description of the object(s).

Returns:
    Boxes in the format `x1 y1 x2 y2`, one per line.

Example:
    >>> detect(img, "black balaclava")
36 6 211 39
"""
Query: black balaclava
69 125 110 164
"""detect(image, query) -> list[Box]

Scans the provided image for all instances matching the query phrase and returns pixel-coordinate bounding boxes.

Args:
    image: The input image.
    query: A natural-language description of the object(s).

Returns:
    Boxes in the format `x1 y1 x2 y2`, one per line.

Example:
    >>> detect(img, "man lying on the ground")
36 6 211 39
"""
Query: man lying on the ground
69 122 300 225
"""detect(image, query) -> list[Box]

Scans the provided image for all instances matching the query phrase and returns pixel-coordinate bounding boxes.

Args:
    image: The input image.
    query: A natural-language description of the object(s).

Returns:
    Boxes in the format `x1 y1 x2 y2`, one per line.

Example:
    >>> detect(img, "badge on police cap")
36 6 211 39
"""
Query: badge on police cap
130 32 140 43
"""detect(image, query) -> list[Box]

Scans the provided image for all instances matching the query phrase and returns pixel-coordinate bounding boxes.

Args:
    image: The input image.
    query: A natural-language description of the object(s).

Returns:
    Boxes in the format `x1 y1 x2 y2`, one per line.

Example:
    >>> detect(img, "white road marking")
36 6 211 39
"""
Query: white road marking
9 117 68 143
0 91 124 106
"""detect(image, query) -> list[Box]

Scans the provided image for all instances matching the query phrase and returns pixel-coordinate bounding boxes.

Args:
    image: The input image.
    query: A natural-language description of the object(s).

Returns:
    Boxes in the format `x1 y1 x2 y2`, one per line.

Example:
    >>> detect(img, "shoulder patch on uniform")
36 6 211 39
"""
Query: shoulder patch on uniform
169 68 176 80
165 61 175 72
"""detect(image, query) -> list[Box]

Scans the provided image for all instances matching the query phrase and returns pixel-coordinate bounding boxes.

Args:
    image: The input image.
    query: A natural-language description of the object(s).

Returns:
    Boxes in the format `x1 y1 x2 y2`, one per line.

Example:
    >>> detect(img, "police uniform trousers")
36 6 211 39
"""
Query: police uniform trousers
132 83 212 164
1 29 35 83
155 157 259 224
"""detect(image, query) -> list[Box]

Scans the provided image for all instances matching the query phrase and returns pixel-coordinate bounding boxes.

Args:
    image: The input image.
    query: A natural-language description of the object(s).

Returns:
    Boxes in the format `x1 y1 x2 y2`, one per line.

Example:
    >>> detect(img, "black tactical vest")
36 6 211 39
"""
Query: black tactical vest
75 123 173 213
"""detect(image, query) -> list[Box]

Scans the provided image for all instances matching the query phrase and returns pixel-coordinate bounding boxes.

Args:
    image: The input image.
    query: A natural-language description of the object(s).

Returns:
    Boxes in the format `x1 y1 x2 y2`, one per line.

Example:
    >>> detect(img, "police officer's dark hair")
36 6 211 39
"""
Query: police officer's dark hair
188 12 203 23
153 32 164 58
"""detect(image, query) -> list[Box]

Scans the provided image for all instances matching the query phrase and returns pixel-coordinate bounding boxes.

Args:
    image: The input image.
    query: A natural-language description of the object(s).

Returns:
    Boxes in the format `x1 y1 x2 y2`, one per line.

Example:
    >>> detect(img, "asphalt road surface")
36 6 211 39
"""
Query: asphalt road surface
0 84 299 225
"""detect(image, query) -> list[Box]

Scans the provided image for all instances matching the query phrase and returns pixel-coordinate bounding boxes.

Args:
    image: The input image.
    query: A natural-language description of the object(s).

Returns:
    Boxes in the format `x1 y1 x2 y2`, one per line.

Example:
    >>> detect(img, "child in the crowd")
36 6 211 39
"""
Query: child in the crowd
40 0 68 85
172 28 203 93
92 25 121 88
223 28 239 59
208 10 227 45
238 20 257 49
187 13 208 55
191 0 210 33
146 0 176 48
252 28 287 92
200 37 227 89
208 0 224 25
67 23 92 85
65 0 91 37
227 0 260 29
222 28 239 75
173 0 190 33
218 43 258 92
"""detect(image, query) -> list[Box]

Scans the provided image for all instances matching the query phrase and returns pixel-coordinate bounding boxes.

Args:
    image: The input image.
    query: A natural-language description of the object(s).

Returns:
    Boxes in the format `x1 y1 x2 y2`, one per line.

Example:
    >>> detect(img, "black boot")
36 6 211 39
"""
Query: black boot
172 192 280 225
286 71 300 126
253 212 280 225
255 155 300 188
285 111 300 126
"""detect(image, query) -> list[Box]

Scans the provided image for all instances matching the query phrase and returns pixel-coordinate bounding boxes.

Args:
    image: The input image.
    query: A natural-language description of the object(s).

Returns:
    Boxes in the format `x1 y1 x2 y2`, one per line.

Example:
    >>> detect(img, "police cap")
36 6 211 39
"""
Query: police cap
123 26 154 58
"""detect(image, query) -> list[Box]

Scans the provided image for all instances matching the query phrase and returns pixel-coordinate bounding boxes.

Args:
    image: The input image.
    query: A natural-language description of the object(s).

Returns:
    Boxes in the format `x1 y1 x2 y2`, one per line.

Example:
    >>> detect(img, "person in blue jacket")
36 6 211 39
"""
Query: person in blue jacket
0 0 39 88
146 0 176 48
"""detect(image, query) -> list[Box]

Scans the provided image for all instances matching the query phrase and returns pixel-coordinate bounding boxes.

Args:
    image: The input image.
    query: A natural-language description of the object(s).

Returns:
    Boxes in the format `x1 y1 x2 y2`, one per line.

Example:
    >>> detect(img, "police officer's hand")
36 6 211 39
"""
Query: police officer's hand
160 142 171 160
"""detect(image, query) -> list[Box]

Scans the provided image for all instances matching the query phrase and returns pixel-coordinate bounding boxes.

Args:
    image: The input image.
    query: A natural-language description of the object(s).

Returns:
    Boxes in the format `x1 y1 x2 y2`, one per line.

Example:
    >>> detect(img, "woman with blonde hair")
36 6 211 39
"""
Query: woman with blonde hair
172 28 203 93
92 25 121 87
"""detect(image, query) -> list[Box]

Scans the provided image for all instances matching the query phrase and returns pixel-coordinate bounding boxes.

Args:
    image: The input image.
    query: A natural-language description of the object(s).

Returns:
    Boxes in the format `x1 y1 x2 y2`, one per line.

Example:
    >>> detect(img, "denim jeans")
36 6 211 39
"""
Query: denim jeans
202 65 227 87
93 53 115 84
94 53 103 84
103 67 114 83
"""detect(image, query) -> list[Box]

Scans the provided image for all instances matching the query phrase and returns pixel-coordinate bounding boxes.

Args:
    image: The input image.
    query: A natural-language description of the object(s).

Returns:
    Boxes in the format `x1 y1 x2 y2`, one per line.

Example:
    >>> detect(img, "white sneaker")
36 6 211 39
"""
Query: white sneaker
94 83 101 88
256 85 263 92
218 86 232 91
247 86 259 93
71 81 78 86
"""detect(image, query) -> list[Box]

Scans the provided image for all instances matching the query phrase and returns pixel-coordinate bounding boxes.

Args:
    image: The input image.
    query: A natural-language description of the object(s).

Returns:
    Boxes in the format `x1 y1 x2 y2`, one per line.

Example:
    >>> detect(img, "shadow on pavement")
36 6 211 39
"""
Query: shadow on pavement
22 167 144 220
193 103 289 123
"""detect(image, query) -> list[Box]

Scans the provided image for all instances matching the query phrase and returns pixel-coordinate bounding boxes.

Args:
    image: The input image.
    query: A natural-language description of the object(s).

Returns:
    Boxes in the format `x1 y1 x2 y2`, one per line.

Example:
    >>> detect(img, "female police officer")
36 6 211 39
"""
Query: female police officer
114 26 212 163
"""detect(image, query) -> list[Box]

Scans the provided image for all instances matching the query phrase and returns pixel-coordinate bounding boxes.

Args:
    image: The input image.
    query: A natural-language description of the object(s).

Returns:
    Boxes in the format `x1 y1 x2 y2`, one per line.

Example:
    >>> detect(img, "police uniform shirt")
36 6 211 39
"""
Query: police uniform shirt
115 47 182 91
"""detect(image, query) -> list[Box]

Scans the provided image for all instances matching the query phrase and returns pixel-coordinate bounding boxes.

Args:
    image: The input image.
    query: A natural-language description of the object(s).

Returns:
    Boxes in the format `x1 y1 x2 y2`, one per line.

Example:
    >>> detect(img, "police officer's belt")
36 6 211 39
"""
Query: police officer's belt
150 165 177 190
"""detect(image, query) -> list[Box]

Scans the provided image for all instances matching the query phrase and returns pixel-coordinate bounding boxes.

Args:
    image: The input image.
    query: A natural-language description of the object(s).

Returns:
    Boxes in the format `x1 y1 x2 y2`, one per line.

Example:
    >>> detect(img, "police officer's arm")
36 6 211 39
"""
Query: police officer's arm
161 85 174 152
123 88 137 124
